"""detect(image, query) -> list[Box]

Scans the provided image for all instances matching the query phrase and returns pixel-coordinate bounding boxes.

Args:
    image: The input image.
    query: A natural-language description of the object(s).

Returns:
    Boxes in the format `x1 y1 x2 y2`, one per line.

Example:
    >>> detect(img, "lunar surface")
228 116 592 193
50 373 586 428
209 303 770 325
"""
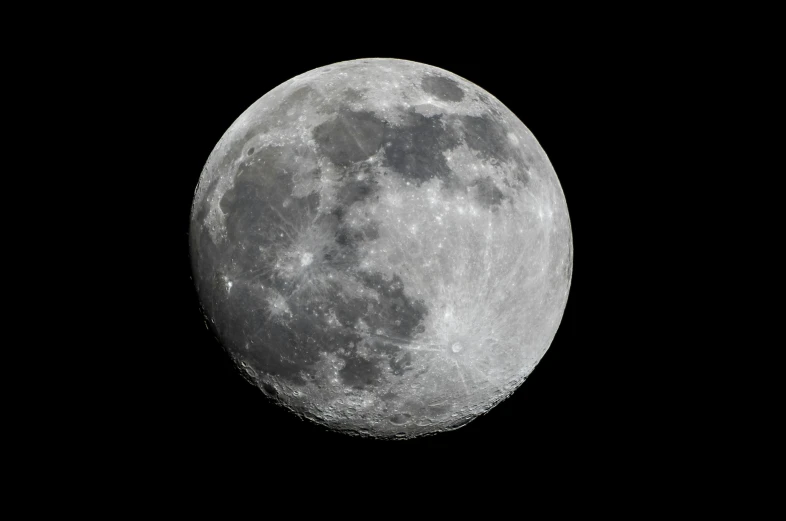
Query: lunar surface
190 58 572 438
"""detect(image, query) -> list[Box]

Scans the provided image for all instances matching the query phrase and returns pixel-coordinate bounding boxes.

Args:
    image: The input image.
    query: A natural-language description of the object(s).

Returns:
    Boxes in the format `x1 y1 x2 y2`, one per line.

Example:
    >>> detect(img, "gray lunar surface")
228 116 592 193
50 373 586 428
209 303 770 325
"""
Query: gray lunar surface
190 58 572 438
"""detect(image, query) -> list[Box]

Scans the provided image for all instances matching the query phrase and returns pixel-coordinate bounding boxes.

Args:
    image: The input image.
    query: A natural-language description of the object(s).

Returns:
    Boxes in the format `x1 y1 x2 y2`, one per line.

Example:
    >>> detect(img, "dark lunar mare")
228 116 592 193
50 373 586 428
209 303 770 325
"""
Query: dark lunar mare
420 75 465 102
192 142 430 391
312 100 521 209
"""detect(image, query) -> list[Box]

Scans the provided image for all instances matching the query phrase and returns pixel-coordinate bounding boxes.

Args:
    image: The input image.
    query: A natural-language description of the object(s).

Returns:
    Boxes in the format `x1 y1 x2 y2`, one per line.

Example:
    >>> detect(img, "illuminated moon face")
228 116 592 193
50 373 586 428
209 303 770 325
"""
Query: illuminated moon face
190 58 572 438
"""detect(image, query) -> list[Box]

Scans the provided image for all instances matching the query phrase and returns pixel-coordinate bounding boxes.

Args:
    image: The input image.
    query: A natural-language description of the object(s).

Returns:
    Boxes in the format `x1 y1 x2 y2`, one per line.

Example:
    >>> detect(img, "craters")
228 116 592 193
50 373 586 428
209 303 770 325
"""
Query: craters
261 382 278 398
421 74 465 102
266 291 291 318
388 412 412 425
389 351 413 376
240 361 257 378
427 402 451 416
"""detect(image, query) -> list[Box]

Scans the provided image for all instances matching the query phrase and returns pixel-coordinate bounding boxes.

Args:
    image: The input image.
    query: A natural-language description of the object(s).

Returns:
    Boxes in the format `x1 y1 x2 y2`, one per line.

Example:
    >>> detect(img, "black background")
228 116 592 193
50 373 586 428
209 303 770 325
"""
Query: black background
121 36 671 480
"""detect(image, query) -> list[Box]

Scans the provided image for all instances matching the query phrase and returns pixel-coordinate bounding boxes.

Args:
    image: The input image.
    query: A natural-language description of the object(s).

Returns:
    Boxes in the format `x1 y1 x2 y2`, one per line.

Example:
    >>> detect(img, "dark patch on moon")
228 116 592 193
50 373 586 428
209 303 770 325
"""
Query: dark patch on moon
336 222 379 250
261 382 278 397
381 111 461 185
458 115 513 163
219 146 317 248
312 103 525 194
313 109 386 167
389 412 412 425
514 168 531 188
279 86 314 115
331 271 428 388
197 139 430 389
358 272 428 340
342 88 366 103
472 176 506 208
389 351 413 376
336 173 378 208
421 75 465 102
314 107 463 187
339 357 382 389
222 290 318 384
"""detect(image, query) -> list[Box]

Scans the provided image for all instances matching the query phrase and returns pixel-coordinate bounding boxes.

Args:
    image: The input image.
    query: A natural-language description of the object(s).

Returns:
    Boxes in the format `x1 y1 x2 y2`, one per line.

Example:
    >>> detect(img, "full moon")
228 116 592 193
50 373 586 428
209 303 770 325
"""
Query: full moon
190 58 572 438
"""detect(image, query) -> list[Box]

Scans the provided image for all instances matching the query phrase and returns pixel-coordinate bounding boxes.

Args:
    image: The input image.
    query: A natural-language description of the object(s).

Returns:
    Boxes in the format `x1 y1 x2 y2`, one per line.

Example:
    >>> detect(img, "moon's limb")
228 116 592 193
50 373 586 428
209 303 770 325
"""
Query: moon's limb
190 58 572 438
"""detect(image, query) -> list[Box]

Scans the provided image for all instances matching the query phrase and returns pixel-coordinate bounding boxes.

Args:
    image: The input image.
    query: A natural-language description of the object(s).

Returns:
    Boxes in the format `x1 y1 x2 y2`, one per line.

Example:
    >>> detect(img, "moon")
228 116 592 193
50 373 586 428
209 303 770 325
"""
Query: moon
190 58 572 438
